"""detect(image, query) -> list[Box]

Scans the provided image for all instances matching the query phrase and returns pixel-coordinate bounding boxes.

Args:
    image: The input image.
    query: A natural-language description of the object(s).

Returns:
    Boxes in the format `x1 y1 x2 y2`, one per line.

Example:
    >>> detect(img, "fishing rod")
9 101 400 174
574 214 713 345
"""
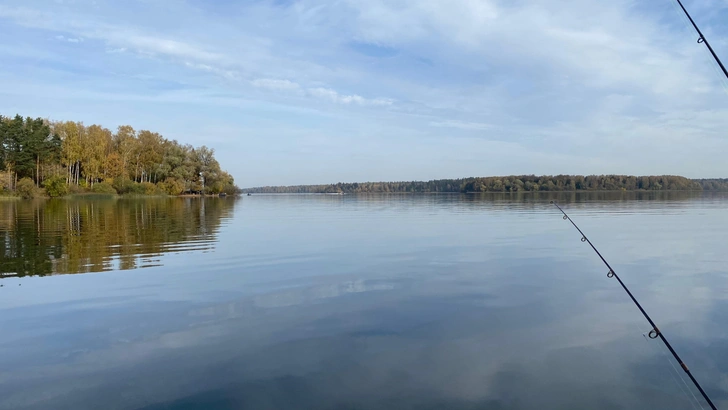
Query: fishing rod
551 201 717 410
675 0 728 80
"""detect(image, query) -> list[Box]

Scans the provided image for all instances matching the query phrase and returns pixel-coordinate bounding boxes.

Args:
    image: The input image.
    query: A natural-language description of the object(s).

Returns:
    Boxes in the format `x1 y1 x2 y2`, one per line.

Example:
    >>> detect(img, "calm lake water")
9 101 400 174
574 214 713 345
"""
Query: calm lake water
1 193 728 409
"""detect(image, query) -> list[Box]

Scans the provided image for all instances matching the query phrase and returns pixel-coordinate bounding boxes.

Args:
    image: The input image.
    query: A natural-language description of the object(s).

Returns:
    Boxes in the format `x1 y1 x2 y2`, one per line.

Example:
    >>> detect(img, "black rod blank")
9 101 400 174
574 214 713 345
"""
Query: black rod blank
675 0 728 81
551 201 717 410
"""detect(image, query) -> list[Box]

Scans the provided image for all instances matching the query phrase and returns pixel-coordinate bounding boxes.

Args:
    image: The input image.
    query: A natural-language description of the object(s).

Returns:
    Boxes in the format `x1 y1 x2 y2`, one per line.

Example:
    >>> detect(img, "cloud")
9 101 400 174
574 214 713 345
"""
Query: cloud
429 120 492 131
343 0 717 98
1 5 224 64
54 34 82 43
251 78 301 91
185 62 239 80
118 34 223 63
308 87 393 106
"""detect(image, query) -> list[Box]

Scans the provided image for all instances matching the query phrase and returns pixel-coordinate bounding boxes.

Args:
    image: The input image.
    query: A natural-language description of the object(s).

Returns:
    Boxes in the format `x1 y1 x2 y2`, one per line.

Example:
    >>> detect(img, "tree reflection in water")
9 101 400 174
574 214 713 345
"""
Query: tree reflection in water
0 197 235 277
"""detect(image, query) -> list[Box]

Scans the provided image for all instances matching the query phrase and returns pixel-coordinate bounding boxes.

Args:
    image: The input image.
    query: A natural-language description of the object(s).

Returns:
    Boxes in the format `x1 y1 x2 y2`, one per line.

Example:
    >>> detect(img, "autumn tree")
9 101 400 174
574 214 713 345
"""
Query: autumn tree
136 130 164 183
113 125 137 180
56 121 84 185
85 125 112 186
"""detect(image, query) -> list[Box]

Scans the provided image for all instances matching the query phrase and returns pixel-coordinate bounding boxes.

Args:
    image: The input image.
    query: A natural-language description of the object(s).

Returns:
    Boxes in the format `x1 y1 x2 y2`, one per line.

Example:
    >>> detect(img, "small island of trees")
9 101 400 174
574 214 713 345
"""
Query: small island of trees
0 114 237 198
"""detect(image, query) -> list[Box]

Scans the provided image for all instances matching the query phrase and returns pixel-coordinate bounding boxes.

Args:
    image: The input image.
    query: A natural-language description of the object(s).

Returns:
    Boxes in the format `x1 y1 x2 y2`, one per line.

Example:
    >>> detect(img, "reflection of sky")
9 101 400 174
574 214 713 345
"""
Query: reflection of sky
1 193 727 409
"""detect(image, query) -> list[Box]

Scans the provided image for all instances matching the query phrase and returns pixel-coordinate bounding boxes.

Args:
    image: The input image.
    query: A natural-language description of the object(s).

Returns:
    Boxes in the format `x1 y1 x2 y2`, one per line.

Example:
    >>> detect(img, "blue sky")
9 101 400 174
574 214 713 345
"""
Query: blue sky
2 0 728 187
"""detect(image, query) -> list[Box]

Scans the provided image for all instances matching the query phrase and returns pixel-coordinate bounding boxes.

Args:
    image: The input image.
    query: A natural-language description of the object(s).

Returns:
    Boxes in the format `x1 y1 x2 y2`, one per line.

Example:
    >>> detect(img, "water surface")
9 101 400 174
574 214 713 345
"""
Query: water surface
1 193 727 409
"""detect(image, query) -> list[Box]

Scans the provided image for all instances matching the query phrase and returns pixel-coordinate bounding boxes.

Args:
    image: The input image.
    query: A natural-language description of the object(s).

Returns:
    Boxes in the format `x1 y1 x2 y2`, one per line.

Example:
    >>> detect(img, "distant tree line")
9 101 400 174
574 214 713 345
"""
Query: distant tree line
0 114 237 196
243 175 728 194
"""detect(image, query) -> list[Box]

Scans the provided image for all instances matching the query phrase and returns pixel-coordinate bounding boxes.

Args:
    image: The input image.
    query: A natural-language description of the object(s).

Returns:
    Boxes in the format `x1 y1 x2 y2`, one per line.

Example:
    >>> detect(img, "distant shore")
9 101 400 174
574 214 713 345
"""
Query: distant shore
1 192 236 200
242 174 728 194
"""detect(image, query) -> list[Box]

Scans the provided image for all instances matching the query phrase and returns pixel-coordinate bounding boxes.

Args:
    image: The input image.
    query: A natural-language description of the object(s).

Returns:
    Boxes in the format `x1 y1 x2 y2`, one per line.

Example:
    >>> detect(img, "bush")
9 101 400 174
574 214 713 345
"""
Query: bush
113 178 143 194
16 177 38 199
69 184 87 194
129 183 146 194
222 183 239 195
0 171 11 192
91 182 117 194
112 178 165 195
158 178 184 195
141 181 159 195
208 181 224 195
112 177 132 194
43 176 69 197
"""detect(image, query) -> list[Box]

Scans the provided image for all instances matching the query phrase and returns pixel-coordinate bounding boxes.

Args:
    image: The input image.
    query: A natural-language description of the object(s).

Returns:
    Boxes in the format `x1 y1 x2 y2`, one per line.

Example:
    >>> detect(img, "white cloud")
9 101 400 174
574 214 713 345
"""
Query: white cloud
2 5 224 63
429 120 492 131
251 78 301 91
185 62 239 80
343 0 716 98
54 34 82 43
308 87 393 106
117 34 222 63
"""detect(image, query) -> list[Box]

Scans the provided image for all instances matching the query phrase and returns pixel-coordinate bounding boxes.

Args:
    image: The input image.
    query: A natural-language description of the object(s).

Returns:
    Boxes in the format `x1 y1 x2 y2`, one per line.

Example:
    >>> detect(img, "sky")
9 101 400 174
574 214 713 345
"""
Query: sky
2 0 728 187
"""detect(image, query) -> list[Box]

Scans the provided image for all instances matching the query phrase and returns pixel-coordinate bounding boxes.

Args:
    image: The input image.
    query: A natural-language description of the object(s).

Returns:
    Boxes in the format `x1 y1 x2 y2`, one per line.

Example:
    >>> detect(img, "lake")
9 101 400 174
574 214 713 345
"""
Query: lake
1 193 727 409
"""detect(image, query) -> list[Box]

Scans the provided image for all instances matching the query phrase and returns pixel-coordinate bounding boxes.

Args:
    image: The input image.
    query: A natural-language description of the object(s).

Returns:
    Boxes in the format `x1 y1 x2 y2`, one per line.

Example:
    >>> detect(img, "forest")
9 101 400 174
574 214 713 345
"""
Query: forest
244 175 728 194
0 114 237 197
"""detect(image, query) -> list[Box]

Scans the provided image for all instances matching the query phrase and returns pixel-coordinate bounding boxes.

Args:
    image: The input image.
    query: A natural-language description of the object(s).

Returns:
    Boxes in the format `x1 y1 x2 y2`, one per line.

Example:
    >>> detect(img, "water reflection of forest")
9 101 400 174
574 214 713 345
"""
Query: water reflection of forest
0 198 235 277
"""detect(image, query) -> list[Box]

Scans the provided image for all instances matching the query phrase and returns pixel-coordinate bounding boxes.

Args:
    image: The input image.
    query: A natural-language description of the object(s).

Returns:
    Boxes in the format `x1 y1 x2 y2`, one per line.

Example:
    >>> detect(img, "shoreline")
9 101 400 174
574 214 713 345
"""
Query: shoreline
242 189 726 195
1 193 238 200
241 175 728 194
